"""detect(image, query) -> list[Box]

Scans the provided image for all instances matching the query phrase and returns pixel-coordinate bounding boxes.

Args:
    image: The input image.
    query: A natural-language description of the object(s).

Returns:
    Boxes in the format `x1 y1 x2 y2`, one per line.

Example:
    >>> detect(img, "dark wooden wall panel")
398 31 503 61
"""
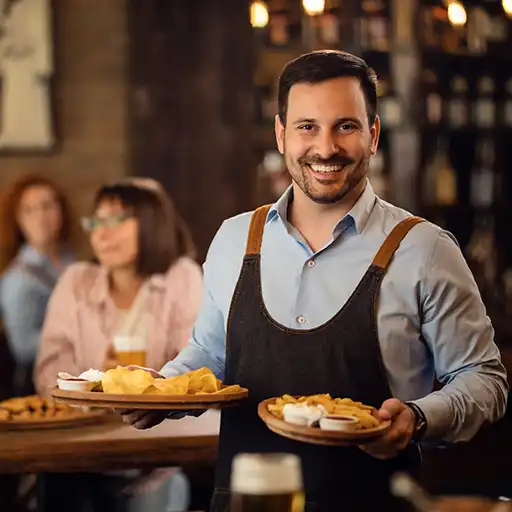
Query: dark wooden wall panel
128 0 256 260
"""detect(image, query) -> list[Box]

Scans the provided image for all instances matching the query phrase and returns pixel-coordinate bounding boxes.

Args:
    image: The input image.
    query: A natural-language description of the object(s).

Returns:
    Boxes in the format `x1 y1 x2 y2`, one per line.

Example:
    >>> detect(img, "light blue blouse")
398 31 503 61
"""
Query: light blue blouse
0 244 74 364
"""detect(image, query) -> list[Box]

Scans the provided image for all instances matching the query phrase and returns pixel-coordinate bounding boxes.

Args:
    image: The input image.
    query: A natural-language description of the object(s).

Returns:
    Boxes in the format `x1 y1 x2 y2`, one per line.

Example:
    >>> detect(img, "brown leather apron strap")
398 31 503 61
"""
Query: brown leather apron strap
245 204 272 256
372 216 426 269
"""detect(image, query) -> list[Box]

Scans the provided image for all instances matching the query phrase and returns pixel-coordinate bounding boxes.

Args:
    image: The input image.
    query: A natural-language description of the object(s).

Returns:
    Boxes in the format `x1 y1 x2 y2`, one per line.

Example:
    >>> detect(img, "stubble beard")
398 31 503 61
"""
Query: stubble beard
285 151 371 205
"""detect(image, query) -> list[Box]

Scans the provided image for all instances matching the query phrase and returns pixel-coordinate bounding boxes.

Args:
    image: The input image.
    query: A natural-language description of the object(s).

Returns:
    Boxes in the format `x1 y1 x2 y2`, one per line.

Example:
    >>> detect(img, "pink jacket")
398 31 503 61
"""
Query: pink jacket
35 257 203 393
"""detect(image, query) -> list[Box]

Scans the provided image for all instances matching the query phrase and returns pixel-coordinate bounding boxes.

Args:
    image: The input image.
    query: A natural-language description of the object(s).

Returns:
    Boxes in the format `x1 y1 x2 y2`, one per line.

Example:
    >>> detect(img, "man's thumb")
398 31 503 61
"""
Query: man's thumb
378 398 404 421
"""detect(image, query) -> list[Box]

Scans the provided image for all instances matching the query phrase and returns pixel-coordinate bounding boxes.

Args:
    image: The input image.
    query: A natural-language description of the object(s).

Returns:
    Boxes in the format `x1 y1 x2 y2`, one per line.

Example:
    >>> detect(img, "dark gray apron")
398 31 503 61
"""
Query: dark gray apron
211 206 424 511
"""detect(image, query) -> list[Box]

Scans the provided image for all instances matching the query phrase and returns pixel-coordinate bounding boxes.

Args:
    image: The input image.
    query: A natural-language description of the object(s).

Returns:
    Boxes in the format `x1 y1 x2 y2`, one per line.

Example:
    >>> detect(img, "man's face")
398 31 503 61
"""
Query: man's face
275 76 380 205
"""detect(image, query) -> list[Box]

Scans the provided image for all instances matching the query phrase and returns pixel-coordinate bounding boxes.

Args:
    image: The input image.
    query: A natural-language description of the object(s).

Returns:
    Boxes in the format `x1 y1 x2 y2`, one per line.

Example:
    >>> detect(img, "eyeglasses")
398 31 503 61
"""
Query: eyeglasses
81 212 133 232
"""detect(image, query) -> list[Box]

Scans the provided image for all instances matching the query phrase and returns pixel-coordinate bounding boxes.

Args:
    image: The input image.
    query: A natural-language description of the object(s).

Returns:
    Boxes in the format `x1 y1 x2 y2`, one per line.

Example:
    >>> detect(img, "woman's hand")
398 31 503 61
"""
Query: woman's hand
104 355 120 371
103 345 120 371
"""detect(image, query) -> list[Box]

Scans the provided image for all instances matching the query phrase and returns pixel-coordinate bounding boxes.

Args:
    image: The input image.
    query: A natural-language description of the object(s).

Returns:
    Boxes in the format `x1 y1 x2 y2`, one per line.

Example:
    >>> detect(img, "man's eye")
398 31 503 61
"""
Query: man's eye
299 125 314 131
340 124 355 131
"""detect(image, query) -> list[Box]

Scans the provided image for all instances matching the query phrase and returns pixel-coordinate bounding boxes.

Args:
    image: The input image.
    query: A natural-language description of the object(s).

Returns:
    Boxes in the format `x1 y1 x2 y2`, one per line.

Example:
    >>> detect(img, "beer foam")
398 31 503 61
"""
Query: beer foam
231 453 303 495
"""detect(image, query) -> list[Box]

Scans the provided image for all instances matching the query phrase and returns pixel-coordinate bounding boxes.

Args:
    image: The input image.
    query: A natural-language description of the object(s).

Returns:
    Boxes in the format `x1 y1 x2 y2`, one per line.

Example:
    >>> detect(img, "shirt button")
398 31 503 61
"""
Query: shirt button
296 315 306 325
307 260 316 268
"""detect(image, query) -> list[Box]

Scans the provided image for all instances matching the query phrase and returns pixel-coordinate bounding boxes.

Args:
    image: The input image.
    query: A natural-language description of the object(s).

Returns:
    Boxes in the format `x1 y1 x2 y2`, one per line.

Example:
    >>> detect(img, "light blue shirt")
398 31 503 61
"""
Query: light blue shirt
0 245 74 364
162 181 508 443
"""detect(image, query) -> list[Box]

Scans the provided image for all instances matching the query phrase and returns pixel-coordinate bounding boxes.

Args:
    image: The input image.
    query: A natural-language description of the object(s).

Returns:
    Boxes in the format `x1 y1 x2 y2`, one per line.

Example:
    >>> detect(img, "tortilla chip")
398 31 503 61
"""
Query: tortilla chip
149 378 190 395
188 367 214 391
199 374 222 393
102 367 154 394
99 365 242 396
214 385 242 394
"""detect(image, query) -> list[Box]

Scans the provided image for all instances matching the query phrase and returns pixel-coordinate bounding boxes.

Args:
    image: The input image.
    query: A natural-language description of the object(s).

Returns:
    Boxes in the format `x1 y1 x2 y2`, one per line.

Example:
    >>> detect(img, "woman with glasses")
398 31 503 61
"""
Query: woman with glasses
34 177 203 512
36 177 202 391
0 174 77 397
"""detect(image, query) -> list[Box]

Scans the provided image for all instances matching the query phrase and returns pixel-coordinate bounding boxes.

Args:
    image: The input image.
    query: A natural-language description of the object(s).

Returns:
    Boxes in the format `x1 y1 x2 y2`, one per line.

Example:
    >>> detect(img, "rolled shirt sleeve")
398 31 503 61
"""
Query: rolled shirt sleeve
160 225 228 380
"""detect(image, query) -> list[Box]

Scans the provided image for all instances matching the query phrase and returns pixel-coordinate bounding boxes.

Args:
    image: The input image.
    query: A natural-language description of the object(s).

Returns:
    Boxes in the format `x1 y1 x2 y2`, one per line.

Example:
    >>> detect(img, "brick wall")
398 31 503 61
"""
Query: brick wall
0 0 129 217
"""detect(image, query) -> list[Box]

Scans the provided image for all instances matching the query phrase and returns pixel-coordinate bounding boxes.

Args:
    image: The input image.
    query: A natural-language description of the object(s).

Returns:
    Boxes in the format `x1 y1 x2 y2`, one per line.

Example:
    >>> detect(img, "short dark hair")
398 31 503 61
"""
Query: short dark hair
277 50 378 126
93 178 195 276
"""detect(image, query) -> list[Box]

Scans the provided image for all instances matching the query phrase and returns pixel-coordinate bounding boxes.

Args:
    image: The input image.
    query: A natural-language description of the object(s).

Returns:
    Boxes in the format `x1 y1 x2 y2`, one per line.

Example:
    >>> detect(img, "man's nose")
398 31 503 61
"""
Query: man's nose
314 131 340 160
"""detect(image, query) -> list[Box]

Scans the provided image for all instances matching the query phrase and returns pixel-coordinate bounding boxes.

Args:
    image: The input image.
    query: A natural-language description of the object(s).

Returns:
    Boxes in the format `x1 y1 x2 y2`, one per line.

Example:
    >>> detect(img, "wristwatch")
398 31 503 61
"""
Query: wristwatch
405 402 427 442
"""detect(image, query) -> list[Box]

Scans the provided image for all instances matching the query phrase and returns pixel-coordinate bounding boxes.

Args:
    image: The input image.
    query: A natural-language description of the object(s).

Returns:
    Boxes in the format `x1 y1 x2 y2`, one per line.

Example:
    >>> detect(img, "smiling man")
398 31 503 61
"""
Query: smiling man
122 51 508 511
280 74 370 208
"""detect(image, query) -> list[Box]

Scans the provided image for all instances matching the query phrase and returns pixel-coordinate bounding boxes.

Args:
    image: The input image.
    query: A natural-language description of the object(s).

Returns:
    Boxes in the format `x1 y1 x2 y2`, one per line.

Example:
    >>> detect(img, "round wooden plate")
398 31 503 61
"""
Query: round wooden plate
51 386 249 410
0 408 107 431
258 398 391 446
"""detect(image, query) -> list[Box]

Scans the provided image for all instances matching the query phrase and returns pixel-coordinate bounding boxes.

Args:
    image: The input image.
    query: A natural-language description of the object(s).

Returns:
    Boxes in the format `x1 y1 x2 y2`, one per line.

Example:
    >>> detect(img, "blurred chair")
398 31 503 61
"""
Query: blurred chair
0 322 15 399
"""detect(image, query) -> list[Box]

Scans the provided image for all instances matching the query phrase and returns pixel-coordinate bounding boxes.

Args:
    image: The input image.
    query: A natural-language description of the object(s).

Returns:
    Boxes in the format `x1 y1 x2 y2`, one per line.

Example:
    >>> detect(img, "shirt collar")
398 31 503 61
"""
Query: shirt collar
267 186 293 224
267 179 377 235
345 180 377 234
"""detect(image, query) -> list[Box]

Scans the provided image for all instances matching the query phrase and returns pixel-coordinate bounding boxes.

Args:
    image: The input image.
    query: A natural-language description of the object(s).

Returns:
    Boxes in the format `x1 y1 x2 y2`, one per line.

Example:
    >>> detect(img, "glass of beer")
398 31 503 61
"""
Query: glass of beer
230 453 305 512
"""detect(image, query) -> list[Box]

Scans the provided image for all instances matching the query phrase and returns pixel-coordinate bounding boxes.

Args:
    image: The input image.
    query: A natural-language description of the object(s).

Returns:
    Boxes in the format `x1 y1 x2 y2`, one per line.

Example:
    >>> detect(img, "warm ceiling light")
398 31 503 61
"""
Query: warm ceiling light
302 0 325 16
250 1 269 28
503 0 512 17
447 1 467 26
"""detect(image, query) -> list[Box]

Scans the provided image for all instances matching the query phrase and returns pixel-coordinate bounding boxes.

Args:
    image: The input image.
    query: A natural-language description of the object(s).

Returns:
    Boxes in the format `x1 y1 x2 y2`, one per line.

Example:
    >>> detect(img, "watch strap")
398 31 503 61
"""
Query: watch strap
405 402 427 442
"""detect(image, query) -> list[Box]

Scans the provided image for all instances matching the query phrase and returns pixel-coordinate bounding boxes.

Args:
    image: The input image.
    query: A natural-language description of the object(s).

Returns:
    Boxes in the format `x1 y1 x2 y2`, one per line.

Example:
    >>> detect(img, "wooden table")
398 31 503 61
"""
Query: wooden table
0 410 220 474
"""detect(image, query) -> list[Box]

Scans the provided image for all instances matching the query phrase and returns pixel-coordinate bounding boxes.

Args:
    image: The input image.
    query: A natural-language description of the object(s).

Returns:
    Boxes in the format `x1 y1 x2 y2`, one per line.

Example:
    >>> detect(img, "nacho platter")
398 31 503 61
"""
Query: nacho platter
0 395 107 431
51 366 248 410
258 395 391 446
51 386 249 410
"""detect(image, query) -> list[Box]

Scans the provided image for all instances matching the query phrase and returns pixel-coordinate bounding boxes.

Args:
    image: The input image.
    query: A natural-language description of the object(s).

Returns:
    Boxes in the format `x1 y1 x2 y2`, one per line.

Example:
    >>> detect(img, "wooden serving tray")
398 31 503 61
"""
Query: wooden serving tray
0 408 107 431
51 386 249 410
258 398 391 446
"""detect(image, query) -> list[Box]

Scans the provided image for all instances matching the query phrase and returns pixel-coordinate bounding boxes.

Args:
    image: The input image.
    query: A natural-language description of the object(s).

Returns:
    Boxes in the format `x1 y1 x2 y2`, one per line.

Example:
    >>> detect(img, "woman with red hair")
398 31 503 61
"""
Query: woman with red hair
0 173 77 395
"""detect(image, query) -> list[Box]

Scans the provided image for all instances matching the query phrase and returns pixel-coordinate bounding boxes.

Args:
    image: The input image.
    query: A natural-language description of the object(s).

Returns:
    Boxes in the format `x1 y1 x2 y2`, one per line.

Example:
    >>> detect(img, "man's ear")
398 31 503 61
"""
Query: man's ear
275 114 285 155
369 115 381 155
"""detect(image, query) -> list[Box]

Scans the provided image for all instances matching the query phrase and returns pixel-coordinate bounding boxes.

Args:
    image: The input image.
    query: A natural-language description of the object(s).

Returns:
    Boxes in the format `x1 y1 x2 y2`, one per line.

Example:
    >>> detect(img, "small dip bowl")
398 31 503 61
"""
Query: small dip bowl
57 378 100 392
283 403 324 427
319 414 359 432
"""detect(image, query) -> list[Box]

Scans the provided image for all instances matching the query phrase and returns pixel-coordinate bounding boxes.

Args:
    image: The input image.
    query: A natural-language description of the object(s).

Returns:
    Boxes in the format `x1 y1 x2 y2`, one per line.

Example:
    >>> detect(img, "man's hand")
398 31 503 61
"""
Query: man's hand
124 365 164 379
118 366 164 429
117 366 185 429
119 408 205 429
117 367 206 428
119 409 169 429
358 398 416 460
